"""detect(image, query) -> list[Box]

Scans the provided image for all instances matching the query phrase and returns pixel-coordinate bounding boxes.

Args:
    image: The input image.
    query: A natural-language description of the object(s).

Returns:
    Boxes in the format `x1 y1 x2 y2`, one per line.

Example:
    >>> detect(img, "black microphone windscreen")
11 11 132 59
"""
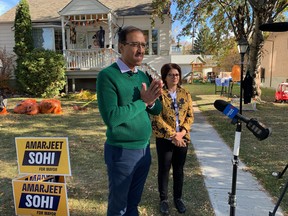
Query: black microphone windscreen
214 100 229 112
259 22 288 32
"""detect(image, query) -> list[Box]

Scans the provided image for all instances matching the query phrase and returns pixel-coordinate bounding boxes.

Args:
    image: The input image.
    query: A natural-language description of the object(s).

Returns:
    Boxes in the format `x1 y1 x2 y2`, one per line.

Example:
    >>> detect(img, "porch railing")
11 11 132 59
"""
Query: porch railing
64 48 120 70
138 63 161 80
64 49 161 80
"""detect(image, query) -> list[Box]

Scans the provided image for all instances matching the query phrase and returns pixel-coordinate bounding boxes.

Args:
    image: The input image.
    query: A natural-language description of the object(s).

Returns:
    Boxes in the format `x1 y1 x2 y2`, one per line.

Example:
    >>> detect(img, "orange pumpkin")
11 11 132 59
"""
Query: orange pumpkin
39 99 62 114
0 107 8 115
13 99 40 115
0 97 8 115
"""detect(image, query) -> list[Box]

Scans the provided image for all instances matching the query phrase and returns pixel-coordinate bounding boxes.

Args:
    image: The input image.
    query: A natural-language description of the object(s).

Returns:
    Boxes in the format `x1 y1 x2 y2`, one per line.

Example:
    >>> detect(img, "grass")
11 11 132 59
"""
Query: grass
1 83 287 216
0 96 214 216
185 82 288 215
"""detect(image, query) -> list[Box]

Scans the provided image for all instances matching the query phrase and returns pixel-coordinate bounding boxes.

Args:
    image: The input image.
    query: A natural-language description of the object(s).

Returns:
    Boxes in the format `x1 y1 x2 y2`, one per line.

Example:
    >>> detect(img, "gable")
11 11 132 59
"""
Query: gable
59 0 110 16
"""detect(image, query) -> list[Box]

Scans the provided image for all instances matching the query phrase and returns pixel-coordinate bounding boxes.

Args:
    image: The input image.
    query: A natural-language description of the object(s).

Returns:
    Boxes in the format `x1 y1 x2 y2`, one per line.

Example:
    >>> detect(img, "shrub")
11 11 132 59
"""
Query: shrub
17 49 66 97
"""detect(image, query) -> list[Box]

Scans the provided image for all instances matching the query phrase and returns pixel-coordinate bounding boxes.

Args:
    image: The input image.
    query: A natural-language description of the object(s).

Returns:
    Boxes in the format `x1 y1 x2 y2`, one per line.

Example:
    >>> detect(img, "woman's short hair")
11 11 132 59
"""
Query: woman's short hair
161 63 182 87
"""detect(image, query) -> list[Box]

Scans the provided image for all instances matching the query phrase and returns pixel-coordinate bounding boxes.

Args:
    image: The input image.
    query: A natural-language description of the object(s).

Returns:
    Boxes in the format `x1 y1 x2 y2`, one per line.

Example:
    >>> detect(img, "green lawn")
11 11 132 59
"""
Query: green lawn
0 96 214 216
0 83 287 216
185 82 288 215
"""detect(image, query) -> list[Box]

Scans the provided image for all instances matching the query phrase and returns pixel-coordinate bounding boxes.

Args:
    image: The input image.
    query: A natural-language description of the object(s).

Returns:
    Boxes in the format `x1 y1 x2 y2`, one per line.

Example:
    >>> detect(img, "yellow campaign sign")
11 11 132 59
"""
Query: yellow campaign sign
15 137 71 176
13 175 69 216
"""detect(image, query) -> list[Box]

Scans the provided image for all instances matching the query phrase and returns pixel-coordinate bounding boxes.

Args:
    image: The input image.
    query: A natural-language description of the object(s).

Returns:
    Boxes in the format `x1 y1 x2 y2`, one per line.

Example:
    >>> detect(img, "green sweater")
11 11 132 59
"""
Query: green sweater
96 63 162 149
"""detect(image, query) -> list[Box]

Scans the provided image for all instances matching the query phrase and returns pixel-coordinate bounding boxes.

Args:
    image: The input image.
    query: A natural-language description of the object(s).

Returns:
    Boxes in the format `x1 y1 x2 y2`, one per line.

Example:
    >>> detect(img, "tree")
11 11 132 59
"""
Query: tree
13 0 34 82
216 42 240 72
152 0 288 97
18 49 66 97
192 27 217 55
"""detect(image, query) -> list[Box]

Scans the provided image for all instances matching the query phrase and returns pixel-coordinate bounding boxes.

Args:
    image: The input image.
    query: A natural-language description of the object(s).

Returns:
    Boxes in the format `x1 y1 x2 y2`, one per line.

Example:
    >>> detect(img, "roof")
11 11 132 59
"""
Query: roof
171 55 205 65
0 0 153 22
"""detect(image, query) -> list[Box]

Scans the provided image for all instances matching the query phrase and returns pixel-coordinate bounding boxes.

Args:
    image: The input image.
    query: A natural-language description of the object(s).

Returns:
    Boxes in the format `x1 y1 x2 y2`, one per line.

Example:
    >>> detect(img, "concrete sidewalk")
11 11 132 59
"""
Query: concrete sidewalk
190 104 284 216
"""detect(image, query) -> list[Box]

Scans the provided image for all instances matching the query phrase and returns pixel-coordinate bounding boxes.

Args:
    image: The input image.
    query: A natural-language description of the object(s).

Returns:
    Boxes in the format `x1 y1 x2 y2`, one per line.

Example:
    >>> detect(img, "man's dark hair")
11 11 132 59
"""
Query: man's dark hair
118 26 144 44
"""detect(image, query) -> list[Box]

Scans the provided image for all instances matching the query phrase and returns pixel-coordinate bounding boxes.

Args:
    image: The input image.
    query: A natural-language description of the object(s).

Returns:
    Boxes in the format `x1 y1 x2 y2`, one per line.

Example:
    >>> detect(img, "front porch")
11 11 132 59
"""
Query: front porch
64 48 119 70
58 1 161 93
64 48 160 93
64 48 118 92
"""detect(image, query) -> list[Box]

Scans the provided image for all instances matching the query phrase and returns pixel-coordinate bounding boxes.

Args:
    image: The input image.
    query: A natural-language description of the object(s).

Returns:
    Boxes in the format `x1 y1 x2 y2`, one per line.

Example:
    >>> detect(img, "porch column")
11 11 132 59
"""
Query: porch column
108 12 112 48
61 16 66 55
65 76 68 94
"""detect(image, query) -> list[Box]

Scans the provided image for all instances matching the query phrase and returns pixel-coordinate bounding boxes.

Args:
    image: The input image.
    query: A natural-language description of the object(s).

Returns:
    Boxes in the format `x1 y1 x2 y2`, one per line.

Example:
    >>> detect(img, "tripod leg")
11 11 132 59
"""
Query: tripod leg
269 179 288 216
278 164 288 179
229 123 241 216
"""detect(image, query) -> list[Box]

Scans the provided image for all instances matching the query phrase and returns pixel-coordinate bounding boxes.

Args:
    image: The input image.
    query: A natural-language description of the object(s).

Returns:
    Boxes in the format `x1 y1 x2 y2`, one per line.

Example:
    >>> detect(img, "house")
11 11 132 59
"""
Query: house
170 43 217 82
0 0 171 92
260 31 288 89
171 54 217 83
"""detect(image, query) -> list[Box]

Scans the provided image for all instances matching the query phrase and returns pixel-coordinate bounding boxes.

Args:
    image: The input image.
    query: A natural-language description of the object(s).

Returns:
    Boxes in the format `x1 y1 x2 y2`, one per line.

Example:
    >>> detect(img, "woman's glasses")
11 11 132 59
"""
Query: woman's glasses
167 74 180 78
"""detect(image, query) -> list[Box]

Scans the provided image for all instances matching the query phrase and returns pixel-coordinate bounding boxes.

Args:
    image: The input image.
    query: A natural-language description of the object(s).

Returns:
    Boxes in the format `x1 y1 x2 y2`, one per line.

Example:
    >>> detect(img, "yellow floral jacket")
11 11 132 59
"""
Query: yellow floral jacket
151 86 194 142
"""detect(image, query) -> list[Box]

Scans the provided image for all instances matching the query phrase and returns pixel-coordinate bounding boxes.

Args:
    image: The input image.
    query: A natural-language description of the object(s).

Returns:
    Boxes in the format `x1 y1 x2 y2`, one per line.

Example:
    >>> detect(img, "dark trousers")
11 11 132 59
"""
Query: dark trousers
104 143 151 216
156 138 188 201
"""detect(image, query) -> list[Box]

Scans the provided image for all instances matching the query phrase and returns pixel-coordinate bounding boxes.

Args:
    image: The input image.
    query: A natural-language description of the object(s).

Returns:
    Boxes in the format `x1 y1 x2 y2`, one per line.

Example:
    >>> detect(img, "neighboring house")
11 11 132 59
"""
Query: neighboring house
260 31 288 89
171 54 217 82
0 0 171 92
170 43 217 82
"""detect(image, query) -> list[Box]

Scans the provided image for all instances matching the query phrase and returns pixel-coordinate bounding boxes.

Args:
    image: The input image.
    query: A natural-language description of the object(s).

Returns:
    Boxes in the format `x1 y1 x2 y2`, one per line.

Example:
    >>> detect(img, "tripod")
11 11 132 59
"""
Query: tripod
269 164 288 216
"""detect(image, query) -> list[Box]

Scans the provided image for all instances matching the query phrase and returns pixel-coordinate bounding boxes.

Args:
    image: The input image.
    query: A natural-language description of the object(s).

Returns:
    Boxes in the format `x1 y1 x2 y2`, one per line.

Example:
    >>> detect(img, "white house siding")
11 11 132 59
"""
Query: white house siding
175 64 191 77
117 15 170 52
260 32 288 88
0 23 15 53
143 55 171 73
203 68 213 77
117 15 171 72
171 55 197 77
59 0 110 16
154 16 171 56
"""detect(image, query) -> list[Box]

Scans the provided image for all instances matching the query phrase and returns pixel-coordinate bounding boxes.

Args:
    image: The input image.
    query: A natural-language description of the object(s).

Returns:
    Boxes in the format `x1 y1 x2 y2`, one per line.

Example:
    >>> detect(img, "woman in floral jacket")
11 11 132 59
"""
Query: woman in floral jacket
151 63 194 215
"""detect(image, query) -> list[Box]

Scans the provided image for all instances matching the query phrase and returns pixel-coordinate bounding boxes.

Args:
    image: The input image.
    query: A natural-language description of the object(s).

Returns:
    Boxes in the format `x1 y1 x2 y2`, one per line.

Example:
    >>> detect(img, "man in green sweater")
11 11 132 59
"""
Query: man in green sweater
97 26 163 216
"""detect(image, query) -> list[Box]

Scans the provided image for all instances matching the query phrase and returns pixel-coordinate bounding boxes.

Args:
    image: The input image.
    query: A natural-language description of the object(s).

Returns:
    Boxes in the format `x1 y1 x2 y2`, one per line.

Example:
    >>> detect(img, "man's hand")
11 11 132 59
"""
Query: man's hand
141 79 163 106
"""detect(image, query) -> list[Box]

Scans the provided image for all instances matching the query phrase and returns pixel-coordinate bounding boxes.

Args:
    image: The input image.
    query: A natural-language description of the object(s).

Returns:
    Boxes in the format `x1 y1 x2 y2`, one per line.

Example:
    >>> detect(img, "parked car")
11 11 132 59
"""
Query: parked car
275 82 288 102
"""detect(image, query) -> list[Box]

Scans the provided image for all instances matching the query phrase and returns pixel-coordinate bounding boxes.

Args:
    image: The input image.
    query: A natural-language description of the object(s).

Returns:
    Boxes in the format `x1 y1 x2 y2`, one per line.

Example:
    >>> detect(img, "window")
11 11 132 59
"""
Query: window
142 29 159 55
32 27 63 52
151 29 158 55
54 29 63 52
32 28 44 49
143 30 149 55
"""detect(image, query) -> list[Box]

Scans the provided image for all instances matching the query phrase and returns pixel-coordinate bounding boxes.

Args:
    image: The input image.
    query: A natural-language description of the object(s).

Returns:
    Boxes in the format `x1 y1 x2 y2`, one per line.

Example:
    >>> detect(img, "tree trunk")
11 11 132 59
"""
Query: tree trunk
247 15 264 98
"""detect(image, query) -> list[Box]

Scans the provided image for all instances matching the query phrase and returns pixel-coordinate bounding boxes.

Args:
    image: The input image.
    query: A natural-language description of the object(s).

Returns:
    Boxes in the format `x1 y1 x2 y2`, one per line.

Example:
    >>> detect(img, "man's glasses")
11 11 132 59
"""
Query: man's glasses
167 74 180 78
123 42 147 49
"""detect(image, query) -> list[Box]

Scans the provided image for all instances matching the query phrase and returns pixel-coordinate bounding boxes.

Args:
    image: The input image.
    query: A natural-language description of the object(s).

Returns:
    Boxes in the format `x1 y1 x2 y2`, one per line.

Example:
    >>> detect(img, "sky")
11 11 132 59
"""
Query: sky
170 2 191 43
0 0 19 15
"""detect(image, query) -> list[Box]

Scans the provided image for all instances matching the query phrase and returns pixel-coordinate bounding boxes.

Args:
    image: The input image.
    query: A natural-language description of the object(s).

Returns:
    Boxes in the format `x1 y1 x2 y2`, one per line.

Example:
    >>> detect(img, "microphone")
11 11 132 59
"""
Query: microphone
259 22 288 32
214 100 272 141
